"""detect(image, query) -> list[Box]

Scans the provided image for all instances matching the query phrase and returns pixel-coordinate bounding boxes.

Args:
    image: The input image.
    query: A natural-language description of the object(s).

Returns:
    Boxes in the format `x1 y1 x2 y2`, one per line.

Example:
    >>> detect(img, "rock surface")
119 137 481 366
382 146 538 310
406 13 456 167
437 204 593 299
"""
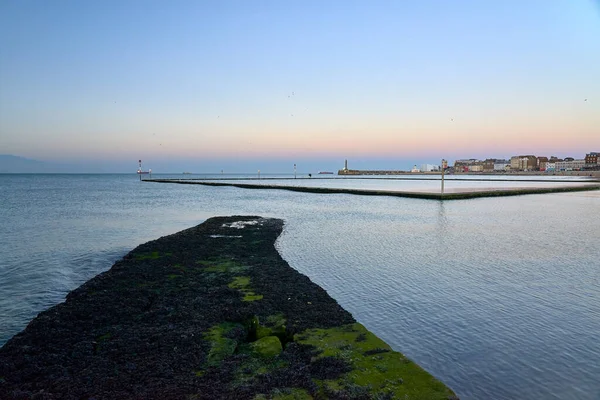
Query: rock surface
0 216 457 399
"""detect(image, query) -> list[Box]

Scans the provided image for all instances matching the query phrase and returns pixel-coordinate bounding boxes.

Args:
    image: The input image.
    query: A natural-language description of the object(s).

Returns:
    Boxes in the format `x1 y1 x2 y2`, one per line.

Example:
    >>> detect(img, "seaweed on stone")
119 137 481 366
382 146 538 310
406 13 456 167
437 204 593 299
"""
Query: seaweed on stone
295 323 455 399
229 276 264 302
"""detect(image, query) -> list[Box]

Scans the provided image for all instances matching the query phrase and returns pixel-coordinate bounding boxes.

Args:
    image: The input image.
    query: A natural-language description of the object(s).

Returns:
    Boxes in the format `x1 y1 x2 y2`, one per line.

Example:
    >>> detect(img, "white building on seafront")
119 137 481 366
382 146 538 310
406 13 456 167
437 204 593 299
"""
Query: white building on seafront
420 164 440 172
556 159 586 171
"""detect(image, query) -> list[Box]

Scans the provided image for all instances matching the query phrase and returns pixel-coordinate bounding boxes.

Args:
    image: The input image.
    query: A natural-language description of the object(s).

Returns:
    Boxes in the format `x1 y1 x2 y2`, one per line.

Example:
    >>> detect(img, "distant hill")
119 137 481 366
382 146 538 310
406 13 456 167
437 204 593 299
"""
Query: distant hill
0 155 72 173
0 155 142 173
0 155 45 173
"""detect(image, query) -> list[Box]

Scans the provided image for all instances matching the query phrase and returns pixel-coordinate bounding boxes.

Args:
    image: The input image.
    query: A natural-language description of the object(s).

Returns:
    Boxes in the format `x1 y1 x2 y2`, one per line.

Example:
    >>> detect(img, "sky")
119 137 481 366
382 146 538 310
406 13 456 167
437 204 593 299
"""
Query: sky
0 0 599 172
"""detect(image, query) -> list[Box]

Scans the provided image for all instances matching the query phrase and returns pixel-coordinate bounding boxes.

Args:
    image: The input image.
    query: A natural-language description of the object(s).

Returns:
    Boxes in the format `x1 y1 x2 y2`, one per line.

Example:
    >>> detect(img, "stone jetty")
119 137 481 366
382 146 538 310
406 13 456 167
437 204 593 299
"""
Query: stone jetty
0 216 457 399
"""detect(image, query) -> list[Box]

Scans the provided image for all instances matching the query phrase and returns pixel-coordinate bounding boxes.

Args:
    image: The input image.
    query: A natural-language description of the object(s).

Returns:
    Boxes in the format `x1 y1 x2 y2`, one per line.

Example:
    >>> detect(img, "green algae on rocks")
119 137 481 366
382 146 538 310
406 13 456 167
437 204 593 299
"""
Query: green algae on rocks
204 322 245 367
295 323 455 399
229 276 264 301
0 216 458 400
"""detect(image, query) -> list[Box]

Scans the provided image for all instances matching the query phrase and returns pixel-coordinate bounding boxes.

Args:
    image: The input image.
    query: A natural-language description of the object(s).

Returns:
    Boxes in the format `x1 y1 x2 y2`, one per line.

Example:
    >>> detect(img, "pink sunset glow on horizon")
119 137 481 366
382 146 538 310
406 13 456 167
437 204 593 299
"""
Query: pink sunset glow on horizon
0 1 598 172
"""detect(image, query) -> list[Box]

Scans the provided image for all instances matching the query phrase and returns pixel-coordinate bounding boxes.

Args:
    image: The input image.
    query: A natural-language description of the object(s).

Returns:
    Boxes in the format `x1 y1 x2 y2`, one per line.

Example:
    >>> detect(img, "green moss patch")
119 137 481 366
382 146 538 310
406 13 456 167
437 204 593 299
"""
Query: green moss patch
196 258 249 273
249 336 283 358
203 322 244 367
265 314 286 327
229 276 250 287
233 355 289 388
245 315 290 347
243 293 264 301
257 314 291 346
295 323 455 400
228 276 263 302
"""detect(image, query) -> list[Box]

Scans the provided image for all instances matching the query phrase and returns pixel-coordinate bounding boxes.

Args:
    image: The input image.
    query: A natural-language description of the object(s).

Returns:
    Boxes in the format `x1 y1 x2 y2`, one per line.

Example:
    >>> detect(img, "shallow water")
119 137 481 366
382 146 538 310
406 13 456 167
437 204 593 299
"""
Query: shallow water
1 174 599 400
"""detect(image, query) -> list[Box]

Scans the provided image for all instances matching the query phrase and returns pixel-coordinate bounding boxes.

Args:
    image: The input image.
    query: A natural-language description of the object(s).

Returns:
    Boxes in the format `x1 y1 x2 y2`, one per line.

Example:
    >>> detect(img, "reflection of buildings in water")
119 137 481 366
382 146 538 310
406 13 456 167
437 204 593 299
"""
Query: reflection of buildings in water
436 201 448 234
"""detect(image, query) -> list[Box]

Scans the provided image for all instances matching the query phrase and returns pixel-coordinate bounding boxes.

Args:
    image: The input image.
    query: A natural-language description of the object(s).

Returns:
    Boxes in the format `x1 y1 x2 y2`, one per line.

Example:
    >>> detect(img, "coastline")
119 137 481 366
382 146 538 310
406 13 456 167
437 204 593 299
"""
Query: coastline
338 170 600 178
0 216 457 399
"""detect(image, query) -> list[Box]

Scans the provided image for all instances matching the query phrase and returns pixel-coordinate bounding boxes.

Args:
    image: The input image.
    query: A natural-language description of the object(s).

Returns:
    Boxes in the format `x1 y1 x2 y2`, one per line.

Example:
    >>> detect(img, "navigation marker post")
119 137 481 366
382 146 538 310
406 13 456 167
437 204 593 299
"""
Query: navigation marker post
138 159 142 181
294 163 297 179
441 159 446 196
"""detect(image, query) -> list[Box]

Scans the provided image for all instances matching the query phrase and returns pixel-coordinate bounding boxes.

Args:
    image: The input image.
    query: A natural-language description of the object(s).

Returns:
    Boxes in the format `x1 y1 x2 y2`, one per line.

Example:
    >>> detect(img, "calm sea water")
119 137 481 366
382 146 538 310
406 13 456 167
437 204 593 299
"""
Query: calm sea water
1 173 599 400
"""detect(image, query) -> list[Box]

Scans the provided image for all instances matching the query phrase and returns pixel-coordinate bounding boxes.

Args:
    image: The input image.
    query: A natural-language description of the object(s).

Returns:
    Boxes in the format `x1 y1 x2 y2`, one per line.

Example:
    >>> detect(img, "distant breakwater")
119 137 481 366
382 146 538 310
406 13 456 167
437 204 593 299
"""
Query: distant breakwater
144 179 600 201
0 216 457 399
147 176 600 183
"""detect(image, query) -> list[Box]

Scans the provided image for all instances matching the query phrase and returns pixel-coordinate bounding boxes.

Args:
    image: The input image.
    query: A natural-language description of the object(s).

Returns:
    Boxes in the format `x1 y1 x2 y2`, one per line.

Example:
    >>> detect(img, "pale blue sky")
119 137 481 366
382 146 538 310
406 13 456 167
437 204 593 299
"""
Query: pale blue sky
1 0 599 172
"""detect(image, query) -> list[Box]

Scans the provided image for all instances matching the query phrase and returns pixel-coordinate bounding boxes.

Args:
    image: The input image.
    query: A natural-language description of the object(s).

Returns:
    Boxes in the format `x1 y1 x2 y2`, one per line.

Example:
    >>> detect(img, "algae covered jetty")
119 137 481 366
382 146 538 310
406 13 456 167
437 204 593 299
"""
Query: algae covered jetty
0 216 457 399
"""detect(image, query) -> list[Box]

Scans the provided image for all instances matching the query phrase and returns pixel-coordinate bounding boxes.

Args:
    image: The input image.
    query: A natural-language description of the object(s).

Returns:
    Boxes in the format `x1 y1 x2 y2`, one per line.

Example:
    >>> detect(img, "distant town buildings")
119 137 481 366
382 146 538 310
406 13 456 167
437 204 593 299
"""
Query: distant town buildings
510 155 537 171
338 152 599 175
453 159 479 173
537 157 549 171
451 152 599 173
493 160 509 171
556 159 586 171
585 152 599 165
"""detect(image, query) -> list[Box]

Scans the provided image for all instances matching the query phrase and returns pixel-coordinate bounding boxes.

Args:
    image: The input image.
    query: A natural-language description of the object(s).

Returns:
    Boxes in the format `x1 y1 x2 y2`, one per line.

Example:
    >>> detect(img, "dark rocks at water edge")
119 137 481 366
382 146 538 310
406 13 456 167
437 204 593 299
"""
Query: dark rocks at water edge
0 216 458 400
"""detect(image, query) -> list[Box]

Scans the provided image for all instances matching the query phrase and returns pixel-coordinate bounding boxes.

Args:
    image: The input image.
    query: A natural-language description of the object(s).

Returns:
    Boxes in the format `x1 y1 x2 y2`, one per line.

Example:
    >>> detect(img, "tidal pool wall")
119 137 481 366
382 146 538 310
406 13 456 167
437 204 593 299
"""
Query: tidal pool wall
145 178 600 201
